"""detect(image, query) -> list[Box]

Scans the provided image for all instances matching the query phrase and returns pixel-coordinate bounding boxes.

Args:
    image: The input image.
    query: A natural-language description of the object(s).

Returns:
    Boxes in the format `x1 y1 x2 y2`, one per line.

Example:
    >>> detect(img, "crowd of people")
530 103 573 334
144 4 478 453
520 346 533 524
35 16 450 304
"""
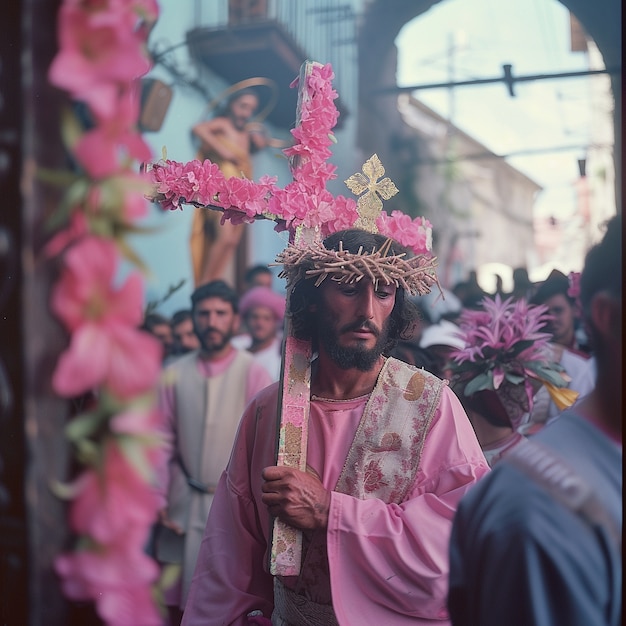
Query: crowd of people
138 214 620 626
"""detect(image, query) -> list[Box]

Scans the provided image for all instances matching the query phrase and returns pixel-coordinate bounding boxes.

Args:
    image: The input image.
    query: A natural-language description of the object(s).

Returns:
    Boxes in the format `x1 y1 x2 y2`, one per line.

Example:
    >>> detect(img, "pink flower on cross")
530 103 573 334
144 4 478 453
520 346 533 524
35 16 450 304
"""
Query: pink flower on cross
151 159 229 210
377 211 433 256
218 176 275 220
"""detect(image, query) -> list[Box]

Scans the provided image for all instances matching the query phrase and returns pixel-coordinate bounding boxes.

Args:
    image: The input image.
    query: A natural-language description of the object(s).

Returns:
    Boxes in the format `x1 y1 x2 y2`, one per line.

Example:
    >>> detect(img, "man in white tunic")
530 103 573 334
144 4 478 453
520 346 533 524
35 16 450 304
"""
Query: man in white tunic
156 280 273 623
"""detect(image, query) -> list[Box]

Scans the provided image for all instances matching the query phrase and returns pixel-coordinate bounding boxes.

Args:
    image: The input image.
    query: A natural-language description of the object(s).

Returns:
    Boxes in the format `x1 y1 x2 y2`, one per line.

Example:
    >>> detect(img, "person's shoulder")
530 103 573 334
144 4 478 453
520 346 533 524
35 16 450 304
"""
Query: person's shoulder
535 411 621 469
248 357 274 385
558 345 592 370
385 357 463 416
231 333 252 350
225 344 254 368
456 456 549 530
255 379 280 401
163 350 198 372
243 380 281 416
385 357 452 410
387 356 445 386
538 409 591 440
463 416 614 511
194 115 227 129
159 352 200 391
234 348 268 376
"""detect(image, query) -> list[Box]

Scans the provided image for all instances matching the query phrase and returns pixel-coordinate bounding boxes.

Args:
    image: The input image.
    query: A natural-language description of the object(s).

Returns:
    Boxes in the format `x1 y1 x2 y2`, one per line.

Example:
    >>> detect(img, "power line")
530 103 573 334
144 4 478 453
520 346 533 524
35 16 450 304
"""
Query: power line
376 65 620 97
414 142 613 165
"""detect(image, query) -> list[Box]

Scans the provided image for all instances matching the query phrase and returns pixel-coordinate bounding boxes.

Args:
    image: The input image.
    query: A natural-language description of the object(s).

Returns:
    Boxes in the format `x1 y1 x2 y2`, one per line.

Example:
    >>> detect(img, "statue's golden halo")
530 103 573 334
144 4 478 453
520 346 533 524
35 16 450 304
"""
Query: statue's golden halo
205 77 279 123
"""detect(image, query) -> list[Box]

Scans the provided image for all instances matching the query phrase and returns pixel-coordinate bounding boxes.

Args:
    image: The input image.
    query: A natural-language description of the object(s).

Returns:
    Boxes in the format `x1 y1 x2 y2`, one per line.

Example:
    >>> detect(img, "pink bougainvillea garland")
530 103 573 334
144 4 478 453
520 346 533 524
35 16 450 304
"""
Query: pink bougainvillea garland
47 0 166 624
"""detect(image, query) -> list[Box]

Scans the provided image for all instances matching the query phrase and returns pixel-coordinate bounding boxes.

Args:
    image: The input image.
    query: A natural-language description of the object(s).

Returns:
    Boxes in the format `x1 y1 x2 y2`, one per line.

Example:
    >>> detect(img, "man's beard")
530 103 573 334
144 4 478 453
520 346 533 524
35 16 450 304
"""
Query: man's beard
197 327 233 353
317 315 390 371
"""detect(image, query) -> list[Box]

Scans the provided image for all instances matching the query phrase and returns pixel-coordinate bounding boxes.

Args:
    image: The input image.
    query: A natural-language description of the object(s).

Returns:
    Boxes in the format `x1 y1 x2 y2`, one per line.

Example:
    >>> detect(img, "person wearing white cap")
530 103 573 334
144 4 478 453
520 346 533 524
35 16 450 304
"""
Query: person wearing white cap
419 319 466 380
417 287 462 325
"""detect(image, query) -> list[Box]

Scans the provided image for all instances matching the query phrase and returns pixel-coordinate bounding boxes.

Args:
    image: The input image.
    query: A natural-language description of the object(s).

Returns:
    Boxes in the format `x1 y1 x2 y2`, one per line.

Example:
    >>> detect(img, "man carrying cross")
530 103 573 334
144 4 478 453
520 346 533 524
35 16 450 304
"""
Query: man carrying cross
149 62 489 626
181 227 489 626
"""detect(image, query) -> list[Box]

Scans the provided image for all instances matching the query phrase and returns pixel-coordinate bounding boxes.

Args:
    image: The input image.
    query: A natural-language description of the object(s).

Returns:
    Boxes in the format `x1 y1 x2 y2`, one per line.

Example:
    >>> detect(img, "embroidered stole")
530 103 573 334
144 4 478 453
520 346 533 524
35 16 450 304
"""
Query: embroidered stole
335 357 445 503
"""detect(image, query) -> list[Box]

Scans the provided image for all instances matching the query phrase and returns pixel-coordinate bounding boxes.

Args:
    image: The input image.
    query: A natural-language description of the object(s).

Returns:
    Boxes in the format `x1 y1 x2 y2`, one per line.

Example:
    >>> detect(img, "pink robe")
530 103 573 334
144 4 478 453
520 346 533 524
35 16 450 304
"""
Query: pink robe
183 365 490 625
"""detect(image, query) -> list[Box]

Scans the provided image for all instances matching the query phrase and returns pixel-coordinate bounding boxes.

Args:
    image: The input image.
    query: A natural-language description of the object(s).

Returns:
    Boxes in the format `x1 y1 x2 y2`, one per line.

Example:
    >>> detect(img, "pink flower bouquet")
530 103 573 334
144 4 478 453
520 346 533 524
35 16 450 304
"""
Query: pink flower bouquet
448 295 572 429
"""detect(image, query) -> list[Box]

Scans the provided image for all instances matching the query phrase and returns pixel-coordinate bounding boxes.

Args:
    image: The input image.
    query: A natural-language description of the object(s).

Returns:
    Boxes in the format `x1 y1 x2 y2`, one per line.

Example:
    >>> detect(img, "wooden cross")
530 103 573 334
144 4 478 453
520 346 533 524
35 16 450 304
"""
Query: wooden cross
269 60 320 576
269 82 400 574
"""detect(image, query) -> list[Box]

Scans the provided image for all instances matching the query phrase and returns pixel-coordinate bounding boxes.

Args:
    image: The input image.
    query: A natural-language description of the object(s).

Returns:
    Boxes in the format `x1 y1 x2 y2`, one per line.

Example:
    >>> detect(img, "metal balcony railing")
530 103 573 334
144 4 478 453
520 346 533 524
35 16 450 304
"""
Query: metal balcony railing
192 0 358 120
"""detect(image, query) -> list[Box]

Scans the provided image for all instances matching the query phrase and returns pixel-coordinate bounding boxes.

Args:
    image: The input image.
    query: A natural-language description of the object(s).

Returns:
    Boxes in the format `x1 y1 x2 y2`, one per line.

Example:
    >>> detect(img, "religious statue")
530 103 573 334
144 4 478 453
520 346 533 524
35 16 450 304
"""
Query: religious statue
190 82 283 286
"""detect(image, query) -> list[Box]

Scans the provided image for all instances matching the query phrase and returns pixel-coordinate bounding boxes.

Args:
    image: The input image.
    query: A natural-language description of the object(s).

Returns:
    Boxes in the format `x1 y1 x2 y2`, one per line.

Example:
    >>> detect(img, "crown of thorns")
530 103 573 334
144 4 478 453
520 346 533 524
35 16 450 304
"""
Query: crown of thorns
276 238 440 296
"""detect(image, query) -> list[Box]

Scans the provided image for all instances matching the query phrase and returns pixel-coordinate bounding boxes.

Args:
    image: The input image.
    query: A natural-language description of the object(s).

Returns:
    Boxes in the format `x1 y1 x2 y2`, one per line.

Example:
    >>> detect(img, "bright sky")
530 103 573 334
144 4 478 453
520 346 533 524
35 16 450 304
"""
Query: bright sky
395 0 608 221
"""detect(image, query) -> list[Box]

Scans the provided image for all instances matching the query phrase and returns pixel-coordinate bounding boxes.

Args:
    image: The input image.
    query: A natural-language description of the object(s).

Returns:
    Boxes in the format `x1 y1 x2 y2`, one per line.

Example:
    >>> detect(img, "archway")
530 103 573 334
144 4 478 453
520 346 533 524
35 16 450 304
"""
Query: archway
357 0 621 214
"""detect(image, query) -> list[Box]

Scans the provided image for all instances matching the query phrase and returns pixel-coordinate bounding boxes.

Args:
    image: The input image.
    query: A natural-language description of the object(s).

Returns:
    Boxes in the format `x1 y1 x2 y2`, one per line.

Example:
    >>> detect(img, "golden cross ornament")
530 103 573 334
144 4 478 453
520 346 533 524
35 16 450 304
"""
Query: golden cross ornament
345 153 399 233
